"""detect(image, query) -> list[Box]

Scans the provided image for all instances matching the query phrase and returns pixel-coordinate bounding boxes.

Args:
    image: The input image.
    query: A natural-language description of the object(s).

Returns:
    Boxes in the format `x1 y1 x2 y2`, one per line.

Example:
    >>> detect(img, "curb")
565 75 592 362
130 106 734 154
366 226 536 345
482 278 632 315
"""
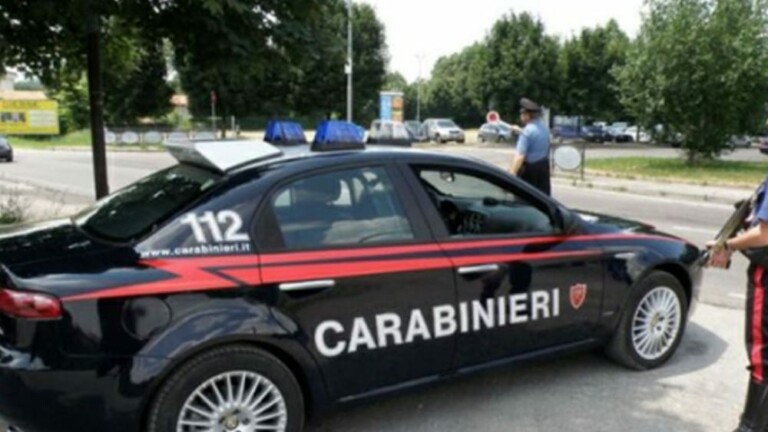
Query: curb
553 175 743 205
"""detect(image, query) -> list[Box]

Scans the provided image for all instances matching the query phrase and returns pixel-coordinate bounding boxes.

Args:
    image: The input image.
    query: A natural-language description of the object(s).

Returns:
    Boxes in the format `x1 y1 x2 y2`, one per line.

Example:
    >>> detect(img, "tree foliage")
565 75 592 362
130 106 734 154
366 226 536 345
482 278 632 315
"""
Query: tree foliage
1 0 388 128
0 0 174 126
559 20 630 121
417 12 572 126
615 0 768 161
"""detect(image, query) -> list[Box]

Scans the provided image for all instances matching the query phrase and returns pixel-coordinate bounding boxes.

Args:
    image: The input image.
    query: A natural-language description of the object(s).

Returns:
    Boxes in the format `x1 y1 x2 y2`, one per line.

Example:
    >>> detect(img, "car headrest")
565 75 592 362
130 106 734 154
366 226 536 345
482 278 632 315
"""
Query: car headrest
293 175 342 205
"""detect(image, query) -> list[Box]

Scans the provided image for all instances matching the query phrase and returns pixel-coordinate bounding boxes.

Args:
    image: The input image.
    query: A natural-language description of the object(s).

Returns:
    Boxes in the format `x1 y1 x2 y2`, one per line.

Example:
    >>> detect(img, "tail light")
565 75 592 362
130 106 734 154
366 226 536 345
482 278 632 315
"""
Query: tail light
0 288 62 320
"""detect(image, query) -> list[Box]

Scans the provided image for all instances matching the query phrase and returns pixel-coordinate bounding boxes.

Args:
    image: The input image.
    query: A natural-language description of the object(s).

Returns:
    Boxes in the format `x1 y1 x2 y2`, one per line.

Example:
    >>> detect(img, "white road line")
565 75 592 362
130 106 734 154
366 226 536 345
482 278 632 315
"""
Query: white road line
556 184 733 209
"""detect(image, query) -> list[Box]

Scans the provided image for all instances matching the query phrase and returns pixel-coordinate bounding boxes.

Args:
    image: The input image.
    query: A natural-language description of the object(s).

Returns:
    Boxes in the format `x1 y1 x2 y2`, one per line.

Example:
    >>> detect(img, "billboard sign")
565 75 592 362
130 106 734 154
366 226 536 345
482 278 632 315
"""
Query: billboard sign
0 100 59 135
379 91 404 122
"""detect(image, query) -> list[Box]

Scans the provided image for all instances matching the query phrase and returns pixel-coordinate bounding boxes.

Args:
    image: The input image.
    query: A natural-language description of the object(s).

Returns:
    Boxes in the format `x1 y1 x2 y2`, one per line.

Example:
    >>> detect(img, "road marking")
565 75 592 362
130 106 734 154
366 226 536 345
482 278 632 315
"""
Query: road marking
672 226 720 234
556 184 733 209
729 293 747 300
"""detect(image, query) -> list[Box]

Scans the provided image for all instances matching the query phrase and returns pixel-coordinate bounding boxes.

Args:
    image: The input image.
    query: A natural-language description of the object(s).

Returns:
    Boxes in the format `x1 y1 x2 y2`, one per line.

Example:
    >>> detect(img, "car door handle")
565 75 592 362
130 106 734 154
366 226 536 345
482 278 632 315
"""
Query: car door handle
457 264 500 275
279 280 336 292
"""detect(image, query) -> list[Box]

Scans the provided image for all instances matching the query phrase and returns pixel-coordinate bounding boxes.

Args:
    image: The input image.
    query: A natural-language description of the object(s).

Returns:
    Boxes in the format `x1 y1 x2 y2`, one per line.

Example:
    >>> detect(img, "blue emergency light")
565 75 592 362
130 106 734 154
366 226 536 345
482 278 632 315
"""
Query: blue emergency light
264 120 308 146
311 120 366 152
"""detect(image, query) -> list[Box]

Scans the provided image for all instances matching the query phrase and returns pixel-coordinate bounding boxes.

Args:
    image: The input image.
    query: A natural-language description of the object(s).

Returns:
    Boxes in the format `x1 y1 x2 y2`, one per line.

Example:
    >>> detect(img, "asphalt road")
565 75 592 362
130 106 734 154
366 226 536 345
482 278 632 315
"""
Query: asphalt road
0 148 753 431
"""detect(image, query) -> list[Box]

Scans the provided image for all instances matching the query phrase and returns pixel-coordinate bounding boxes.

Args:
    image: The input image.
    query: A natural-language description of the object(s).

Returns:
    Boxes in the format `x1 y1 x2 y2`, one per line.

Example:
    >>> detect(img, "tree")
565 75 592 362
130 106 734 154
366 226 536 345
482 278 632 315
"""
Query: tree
484 12 562 117
384 72 408 91
559 20 630 121
615 0 768 162
422 43 488 126
348 3 388 124
168 0 320 131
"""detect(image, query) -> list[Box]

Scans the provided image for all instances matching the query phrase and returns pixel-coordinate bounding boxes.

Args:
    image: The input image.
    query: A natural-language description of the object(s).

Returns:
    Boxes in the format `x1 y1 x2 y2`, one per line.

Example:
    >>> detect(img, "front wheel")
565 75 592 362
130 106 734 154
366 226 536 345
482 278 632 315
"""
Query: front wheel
147 345 305 432
606 271 688 370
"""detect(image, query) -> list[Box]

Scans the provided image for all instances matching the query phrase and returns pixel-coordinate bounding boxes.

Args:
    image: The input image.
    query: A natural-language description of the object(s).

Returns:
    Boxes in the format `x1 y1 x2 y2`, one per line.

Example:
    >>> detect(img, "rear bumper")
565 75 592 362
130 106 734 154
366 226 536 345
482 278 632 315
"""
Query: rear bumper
0 345 169 432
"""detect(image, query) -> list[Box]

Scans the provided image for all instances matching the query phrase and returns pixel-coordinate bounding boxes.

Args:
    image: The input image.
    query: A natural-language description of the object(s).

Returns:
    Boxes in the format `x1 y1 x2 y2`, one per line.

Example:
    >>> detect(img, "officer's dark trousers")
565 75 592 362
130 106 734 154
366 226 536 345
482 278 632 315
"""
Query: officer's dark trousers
520 159 551 196
746 265 768 384
737 265 768 431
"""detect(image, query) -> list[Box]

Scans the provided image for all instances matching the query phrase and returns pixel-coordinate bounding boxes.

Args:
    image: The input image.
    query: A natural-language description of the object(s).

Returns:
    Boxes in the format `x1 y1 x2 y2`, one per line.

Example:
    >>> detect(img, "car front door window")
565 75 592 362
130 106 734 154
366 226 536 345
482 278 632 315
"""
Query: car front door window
414 167 555 237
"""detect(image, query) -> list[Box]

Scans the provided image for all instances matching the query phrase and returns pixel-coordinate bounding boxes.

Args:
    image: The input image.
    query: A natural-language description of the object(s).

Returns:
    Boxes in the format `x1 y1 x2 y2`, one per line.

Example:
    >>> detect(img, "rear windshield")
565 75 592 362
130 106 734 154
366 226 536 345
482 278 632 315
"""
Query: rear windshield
75 164 221 242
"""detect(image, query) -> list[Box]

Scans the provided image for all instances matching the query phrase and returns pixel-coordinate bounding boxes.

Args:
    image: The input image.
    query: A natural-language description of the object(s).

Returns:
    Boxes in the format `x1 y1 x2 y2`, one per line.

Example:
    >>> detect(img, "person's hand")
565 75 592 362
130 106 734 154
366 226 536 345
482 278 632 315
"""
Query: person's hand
705 241 732 269
510 125 523 134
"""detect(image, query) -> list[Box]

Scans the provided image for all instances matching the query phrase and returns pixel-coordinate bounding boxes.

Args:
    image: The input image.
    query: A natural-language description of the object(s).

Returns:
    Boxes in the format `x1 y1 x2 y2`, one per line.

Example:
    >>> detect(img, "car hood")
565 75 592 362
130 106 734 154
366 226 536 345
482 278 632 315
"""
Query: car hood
574 210 680 239
0 219 110 267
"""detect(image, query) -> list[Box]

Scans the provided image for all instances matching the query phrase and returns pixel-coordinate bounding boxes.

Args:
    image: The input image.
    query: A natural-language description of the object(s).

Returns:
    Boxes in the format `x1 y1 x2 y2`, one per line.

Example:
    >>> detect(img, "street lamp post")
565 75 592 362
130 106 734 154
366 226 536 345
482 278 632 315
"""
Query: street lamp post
346 0 353 123
416 54 425 123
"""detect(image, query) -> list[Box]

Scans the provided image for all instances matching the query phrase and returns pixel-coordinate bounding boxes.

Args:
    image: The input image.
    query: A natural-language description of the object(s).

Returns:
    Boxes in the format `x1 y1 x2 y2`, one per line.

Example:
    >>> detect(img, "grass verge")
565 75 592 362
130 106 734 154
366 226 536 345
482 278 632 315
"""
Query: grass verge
7 130 92 149
586 157 768 188
0 189 28 224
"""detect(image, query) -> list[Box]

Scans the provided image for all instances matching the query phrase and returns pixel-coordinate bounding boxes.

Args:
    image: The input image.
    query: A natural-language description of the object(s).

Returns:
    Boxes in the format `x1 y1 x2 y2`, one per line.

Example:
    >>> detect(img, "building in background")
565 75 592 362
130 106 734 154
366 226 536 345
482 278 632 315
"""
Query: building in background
0 69 59 135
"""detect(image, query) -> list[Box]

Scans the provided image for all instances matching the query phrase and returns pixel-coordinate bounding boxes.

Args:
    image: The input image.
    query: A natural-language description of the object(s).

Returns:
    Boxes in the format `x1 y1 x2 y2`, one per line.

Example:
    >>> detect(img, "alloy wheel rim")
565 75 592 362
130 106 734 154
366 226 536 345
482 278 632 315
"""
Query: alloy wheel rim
177 371 287 432
631 286 682 361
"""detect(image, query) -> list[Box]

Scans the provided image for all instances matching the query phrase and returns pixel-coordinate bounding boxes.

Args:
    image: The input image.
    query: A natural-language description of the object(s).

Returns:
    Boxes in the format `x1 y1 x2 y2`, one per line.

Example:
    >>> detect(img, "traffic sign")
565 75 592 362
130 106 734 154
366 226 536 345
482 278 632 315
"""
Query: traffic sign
486 111 500 124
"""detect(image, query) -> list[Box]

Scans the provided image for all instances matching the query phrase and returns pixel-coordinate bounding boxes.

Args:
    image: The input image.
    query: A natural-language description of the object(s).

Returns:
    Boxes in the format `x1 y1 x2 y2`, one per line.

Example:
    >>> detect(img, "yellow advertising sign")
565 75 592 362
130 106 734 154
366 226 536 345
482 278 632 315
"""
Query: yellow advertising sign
0 100 60 135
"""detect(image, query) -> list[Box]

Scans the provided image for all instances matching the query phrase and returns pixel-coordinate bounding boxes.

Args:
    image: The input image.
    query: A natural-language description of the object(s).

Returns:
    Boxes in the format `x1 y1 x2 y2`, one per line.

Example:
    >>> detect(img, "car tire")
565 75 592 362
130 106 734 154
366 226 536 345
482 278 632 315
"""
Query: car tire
146 345 305 432
606 271 688 371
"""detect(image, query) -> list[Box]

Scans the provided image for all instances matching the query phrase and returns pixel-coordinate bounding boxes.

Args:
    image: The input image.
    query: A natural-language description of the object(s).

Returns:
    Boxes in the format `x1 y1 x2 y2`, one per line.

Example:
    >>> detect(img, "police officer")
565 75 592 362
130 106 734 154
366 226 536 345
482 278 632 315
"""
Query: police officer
509 98 551 196
708 177 768 432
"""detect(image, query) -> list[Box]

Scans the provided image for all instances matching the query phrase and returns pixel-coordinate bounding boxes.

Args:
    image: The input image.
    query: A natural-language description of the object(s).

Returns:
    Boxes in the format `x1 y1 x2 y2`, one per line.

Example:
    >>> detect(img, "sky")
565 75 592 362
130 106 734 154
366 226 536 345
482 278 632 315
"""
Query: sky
359 0 645 82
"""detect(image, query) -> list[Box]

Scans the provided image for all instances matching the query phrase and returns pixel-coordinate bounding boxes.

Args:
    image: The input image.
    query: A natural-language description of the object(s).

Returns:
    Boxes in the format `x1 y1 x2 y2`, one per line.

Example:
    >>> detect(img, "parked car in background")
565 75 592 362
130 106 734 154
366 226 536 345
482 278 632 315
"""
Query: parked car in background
624 126 652 143
422 118 465 144
606 126 634 143
582 125 610 143
551 125 582 142
757 137 768 154
368 120 413 147
478 122 514 143
728 135 752 149
0 136 13 162
404 120 428 142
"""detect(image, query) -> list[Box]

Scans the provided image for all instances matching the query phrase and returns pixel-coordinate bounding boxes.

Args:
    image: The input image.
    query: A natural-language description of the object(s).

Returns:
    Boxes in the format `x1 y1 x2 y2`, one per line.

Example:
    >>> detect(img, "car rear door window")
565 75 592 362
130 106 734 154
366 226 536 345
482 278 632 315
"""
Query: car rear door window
269 166 415 249
414 167 555 237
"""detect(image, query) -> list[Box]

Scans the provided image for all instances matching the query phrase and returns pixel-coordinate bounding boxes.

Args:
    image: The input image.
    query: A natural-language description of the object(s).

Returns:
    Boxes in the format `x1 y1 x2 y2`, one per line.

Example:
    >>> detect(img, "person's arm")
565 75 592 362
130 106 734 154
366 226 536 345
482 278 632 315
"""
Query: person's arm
727 223 768 250
510 127 529 175
510 154 526 176
708 194 768 268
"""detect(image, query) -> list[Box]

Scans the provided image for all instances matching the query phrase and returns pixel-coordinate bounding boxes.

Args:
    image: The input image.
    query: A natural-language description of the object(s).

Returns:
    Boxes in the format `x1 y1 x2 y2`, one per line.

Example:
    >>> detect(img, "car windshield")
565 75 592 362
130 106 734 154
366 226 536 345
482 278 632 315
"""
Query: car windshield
74 164 221 243
0 139 7 148
438 120 457 128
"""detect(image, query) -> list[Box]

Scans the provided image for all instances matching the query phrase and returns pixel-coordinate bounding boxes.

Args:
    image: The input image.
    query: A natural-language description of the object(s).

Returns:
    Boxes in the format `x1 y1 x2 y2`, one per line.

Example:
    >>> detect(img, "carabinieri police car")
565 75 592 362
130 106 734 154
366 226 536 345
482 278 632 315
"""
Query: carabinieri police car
0 133 701 432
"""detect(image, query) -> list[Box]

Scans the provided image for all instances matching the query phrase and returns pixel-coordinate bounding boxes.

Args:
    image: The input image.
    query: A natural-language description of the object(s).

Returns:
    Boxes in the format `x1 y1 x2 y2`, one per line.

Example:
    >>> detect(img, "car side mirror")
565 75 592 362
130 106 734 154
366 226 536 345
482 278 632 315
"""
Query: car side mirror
555 207 579 235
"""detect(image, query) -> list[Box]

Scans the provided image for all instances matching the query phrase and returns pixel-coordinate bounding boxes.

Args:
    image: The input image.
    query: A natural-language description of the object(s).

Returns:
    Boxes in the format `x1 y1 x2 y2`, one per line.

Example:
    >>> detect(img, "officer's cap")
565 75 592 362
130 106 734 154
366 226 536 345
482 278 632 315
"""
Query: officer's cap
519 98 542 113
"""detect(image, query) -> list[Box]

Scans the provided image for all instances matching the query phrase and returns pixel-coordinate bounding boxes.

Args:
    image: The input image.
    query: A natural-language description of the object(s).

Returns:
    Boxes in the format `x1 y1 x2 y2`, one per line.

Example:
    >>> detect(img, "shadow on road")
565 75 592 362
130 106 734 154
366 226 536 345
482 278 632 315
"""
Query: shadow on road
307 321 727 432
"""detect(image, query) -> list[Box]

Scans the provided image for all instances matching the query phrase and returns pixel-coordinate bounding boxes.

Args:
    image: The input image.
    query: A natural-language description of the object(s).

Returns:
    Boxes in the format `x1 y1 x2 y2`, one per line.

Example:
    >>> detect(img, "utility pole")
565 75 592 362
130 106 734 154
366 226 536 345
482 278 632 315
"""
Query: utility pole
210 90 217 135
86 14 109 199
416 54 425 123
346 0 353 122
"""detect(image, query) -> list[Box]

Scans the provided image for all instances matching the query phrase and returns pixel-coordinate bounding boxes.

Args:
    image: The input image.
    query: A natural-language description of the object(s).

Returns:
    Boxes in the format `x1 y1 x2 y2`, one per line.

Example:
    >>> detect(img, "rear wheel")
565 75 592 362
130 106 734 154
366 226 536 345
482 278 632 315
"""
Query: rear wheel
606 271 688 370
147 345 304 432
